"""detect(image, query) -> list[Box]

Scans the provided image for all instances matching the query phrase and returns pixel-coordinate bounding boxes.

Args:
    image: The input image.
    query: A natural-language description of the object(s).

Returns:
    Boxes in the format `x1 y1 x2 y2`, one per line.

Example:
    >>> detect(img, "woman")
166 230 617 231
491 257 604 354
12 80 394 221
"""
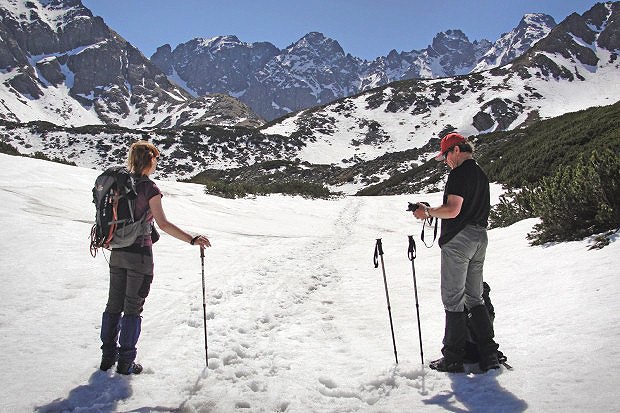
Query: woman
99 140 211 375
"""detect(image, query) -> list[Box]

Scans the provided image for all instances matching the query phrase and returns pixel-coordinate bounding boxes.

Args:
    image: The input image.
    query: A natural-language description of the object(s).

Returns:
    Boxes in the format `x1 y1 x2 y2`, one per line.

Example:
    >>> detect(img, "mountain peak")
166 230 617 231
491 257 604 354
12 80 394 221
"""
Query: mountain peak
473 12 556 72
2 0 91 30
189 35 242 51
516 13 557 36
288 32 345 56
439 29 469 40
302 31 328 40
430 29 475 55
521 12 556 25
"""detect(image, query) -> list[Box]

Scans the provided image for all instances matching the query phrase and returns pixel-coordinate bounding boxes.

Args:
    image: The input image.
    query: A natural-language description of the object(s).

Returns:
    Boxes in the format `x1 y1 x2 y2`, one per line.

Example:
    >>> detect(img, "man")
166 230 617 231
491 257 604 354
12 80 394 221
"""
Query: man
412 132 500 372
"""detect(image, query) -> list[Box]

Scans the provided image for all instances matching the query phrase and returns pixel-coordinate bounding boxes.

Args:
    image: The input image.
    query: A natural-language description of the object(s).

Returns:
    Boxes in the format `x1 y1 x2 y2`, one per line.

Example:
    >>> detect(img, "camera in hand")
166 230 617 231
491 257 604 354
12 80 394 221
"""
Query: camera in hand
407 201 430 212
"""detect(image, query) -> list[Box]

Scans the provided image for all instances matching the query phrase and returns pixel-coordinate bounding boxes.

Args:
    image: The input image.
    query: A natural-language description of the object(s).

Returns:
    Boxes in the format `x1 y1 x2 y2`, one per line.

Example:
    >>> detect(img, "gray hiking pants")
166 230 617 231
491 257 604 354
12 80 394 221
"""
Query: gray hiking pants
440 225 488 312
105 250 154 316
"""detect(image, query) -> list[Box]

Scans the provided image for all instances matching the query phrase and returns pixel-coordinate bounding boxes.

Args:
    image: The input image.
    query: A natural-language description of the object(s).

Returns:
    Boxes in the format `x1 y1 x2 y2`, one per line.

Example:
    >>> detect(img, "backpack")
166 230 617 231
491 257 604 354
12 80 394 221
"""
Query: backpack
89 166 152 257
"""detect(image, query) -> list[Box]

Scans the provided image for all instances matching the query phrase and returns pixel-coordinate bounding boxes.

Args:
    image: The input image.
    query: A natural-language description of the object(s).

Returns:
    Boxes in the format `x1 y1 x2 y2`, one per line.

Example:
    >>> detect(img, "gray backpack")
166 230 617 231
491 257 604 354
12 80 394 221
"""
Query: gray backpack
90 166 151 257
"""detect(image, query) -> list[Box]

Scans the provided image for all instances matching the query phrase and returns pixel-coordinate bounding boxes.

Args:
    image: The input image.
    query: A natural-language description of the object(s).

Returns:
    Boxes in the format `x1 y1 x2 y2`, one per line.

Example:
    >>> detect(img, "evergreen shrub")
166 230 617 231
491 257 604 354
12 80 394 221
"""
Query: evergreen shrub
0 141 20 155
490 149 620 245
202 179 331 199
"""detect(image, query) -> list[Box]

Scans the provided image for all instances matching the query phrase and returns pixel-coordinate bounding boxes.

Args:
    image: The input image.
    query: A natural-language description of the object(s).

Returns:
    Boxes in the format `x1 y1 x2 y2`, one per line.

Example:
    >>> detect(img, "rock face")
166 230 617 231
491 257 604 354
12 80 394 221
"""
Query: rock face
151 32 363 121
511 2 620 77
151 14 560 121
424 30 492 77
0 0 264 128
474 13 557 72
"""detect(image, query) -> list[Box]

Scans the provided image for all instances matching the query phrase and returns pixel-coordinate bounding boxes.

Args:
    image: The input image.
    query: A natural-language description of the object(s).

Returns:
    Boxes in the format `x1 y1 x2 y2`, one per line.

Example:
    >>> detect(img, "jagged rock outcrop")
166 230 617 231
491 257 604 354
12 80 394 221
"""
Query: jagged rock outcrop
511 2 620 79
152 31 496 121
0 0 264 128
474 14 556 72
151 13 561 122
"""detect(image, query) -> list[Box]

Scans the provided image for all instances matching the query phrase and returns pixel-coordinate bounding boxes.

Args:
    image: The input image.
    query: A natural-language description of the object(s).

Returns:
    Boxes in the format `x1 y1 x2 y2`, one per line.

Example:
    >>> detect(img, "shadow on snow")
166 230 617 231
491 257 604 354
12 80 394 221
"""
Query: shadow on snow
35 370 181 412
35 370 131 412
423 369 528 412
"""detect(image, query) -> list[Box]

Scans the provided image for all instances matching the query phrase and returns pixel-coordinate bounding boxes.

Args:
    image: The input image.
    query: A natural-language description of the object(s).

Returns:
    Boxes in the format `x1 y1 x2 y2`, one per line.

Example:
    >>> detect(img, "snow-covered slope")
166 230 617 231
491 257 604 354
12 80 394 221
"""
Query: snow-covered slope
0 121 305 179
262 62 619 166
1 153 618 412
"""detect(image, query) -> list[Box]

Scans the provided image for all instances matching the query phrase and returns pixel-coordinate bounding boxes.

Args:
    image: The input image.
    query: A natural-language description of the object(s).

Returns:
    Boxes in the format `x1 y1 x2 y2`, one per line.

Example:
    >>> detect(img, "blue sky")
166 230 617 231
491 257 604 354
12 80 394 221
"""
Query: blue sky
81 0 599 60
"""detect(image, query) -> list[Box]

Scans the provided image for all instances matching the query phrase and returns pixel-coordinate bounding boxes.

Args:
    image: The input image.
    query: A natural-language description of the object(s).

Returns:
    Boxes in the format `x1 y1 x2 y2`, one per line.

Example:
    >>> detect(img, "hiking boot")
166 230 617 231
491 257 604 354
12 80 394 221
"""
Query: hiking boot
429 357 464 373
116 361 143 375
99 354 118 371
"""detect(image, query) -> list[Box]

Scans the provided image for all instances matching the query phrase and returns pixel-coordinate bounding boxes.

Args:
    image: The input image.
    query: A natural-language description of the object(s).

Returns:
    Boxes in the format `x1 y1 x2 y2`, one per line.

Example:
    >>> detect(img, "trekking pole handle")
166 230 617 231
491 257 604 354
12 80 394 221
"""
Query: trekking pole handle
200 247 205 259
407 235 416 261
373 238 384 268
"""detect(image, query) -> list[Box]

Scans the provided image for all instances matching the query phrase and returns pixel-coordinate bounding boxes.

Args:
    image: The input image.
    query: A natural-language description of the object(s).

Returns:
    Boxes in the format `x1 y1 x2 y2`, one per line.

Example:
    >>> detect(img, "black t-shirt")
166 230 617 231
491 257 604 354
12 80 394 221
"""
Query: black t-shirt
439 159 490 247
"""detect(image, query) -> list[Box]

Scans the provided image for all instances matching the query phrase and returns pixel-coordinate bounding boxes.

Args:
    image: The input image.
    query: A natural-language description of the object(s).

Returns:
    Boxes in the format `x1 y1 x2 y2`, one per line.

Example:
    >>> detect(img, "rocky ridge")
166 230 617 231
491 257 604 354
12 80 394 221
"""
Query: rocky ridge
0 0 263 128
151 14 556 121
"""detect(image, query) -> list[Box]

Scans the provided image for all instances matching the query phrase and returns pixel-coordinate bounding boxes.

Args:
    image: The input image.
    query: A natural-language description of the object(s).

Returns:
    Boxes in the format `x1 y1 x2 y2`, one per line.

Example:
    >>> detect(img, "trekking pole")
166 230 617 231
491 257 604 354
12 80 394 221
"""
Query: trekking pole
200 247 209 367
408 235 424 366
373 239 398 364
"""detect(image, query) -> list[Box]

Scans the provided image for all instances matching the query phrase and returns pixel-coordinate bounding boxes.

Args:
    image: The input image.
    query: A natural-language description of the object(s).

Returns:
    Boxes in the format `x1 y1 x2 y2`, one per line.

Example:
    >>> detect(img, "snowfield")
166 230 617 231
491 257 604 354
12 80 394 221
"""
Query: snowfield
0 153 618 412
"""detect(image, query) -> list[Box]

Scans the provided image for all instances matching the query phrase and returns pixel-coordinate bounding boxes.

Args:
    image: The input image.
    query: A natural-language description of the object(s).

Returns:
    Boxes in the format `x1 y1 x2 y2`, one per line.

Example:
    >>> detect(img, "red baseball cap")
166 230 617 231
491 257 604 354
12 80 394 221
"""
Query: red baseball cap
435 133 466 161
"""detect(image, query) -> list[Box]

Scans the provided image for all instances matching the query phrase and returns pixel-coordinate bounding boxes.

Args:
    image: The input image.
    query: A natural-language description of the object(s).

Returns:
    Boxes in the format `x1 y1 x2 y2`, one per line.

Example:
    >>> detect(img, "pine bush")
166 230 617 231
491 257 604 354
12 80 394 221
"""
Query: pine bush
526 149 620 244
0 141 20 155
490 149 619 245
202 179 331 199
488 188 535 229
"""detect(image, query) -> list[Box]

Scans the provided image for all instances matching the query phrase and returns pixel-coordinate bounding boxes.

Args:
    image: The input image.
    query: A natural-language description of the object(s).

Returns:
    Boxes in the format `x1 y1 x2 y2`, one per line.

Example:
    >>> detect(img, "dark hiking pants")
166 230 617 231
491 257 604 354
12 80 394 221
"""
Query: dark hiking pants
105 250 154 315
